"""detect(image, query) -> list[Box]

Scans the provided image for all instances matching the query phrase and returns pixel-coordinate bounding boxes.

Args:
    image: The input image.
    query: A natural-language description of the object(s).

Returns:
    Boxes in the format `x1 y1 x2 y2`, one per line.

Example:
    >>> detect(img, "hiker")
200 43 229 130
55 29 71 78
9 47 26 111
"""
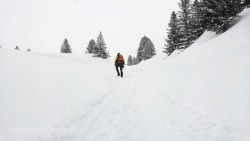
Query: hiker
115 53 125 77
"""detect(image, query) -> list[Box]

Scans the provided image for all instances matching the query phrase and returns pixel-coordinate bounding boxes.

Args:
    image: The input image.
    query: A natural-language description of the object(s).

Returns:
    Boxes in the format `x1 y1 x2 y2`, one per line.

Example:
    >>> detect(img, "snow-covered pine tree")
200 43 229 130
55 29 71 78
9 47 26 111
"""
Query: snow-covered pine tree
27 48 31 51
132 57 138 65
245 0 250 7
136 36 156 62
201 0 241 34
15 46 20 50
177 0 193 50
127 55 133 66
201 0 218 32
86 39 96 54
136 36 148 62
164 11 180 56
189 0 205 40
60 38 72 53
94 32 109 59
229 0 244 16
142 39 156 60
92 42 99 56
219 0 242 30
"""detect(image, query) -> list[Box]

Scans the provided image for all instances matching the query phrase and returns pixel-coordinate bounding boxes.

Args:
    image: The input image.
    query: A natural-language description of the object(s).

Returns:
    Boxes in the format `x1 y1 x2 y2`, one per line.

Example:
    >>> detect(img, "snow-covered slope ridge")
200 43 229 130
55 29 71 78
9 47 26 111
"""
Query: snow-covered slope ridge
0 8 250 141
141 8 250 140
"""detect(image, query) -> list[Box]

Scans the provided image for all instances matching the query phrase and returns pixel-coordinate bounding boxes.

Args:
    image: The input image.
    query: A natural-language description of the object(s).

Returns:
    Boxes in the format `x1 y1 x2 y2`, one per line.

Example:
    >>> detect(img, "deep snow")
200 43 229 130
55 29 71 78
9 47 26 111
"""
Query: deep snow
1 8 250 141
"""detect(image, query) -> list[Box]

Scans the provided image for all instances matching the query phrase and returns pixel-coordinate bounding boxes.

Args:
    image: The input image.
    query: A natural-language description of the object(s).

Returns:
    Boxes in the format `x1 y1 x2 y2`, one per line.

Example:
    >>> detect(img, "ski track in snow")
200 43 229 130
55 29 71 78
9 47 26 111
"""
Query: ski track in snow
40 66 234 141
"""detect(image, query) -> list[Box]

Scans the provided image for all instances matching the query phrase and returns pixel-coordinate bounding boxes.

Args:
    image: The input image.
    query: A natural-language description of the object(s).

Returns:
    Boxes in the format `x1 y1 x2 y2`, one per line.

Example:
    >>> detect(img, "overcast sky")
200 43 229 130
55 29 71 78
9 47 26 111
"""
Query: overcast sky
0 0 179 58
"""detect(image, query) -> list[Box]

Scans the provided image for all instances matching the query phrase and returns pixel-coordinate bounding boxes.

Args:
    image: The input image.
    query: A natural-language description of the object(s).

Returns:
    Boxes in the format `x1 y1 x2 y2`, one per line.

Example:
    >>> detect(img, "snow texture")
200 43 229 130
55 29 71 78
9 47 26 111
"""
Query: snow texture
0 8 250 141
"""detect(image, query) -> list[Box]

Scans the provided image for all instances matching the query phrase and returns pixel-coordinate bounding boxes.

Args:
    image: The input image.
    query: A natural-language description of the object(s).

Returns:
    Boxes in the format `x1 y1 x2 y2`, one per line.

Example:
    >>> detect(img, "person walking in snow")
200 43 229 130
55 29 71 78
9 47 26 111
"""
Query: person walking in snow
115 53 125 77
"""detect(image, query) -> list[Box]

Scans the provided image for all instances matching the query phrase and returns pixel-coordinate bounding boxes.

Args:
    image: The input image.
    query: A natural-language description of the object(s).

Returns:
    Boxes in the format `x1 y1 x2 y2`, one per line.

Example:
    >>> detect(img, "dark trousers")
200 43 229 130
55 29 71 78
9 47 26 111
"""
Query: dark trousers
116 64 123 76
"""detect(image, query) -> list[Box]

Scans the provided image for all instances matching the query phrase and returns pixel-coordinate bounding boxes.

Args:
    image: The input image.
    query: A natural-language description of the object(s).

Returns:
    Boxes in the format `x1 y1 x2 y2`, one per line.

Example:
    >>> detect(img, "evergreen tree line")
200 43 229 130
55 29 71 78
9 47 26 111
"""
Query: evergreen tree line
127 36 156 66
85 32 110 59
127 55 139 66
164 0 249 56
61 32 110 59
88 34 156 65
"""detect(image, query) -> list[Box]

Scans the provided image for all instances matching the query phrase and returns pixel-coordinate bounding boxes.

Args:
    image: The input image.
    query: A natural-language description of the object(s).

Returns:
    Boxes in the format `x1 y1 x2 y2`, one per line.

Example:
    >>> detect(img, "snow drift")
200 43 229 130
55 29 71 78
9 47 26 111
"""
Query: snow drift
0 8 250 141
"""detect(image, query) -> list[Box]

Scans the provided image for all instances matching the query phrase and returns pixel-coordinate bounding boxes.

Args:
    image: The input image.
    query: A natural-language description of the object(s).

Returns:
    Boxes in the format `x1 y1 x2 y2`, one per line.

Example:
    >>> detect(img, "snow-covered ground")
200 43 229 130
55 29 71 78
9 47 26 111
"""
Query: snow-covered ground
1 8 250 141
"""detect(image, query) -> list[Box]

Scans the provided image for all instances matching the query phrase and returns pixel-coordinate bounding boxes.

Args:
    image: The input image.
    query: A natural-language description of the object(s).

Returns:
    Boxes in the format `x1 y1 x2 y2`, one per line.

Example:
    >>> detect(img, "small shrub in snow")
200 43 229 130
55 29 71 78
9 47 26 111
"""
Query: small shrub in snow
15 46 20 50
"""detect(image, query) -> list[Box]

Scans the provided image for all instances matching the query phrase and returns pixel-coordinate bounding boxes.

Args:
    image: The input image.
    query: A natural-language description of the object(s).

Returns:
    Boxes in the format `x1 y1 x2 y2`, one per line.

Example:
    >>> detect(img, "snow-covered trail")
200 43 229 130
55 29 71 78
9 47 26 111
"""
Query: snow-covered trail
1 9 250 141
41 62 234 141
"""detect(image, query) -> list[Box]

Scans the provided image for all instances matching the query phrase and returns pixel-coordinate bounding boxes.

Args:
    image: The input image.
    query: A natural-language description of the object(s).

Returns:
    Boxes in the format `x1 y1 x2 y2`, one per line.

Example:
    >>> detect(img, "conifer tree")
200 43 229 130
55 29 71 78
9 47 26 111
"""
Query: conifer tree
190 0 205 40
86 39 96 54
177 0 193 49
245 0 250 7
137 36 148 62
164 11 180 55
127 55 133 66
132 57 138 65
60 38 72 53
136 36 156 62
230 0 243 15
93 42 99 55
201 0 241 34
142 39 156 60
163 0 244 56
94 32 109 59
27 48 31 51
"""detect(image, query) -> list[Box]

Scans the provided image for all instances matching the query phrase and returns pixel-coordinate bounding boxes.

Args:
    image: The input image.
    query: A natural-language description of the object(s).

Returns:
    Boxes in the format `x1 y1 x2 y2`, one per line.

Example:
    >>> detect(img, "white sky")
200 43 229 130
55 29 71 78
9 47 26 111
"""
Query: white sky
0 0 179 58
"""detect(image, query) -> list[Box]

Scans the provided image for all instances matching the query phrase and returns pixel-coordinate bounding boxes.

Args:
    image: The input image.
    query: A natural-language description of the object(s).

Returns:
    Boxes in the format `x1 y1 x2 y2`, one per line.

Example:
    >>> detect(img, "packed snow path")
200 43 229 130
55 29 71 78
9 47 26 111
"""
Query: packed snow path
41 64 233 141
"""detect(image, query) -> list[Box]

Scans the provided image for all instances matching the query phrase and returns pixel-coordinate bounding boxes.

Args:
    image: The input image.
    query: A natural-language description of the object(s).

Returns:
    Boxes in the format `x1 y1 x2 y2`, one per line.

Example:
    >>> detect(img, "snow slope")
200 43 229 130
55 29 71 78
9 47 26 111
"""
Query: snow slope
0 8 250 141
